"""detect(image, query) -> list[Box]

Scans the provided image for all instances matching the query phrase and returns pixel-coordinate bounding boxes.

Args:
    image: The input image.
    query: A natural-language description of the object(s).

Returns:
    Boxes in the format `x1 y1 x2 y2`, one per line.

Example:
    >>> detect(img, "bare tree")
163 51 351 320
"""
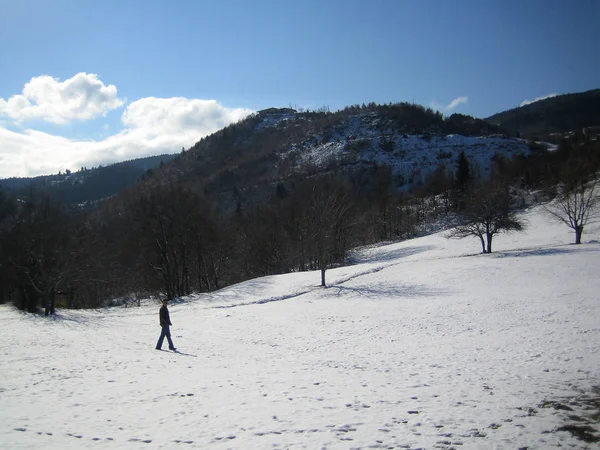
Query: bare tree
195 217 231 292
6 194 73 313
127 183 212 299
544 152 600 244
302 177 355 287
447 179 527 253
545 178 599 244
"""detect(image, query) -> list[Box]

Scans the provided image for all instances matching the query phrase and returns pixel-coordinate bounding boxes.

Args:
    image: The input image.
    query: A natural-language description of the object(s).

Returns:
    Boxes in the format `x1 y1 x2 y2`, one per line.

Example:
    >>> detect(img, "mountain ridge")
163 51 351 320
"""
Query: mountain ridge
0 154 178 206
154 103 528 212
485 88 600 138
3 88 598 207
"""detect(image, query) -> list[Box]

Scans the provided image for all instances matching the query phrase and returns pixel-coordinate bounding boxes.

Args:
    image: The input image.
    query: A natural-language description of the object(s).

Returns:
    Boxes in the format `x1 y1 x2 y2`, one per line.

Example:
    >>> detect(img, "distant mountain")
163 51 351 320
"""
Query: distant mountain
0 154 177 206
485 89 600 138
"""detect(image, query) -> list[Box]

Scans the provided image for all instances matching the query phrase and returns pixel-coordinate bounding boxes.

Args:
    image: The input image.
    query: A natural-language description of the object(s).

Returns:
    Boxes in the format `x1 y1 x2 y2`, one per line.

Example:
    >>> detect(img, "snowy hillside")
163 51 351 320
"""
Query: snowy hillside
293 133 529 188
1 205 599 449
264 110 530 188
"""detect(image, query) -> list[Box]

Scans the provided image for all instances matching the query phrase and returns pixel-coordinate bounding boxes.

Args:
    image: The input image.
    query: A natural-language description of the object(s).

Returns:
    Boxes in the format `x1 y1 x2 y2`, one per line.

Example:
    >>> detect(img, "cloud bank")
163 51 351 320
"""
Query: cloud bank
0 74 253 178
520 93 558 107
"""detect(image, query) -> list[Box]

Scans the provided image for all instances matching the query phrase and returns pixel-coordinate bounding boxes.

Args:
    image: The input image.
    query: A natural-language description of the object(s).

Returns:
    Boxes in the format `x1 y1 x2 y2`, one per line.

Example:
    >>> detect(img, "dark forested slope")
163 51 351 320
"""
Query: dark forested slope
485 89 600 138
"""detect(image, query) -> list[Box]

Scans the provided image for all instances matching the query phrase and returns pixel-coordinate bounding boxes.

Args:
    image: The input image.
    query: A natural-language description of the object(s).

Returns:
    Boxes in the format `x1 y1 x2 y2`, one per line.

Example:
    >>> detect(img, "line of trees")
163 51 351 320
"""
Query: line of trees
1 139 597 313
446 140 599 250
0 169 433 311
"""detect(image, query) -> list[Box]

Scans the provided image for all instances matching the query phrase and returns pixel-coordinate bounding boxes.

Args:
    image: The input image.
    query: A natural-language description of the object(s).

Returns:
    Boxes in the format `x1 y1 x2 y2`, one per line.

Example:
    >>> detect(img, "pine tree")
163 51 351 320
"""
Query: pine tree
454 151 471 209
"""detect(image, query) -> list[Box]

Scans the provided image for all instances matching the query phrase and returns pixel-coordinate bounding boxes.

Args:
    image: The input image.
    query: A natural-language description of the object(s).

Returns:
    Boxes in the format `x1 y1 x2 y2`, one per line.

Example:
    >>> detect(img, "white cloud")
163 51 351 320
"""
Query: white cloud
0 95 254 179
446 96 468 110
520 93 558 107
0 73 124 124
430 96 468 112
122 97 251 135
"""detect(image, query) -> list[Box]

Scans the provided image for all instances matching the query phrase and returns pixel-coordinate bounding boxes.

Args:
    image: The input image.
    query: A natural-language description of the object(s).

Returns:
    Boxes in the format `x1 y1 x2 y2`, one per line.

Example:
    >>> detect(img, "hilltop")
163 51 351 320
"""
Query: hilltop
156 103 529 212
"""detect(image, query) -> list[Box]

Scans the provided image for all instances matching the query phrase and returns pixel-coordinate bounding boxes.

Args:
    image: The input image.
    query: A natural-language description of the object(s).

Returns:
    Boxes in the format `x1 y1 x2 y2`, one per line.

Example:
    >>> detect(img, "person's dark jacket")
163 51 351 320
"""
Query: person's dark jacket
159 305 172 327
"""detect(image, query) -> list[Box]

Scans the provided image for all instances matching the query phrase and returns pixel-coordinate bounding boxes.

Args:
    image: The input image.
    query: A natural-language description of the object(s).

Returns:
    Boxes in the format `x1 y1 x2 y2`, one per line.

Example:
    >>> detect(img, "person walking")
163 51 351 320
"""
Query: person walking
156 299 176 351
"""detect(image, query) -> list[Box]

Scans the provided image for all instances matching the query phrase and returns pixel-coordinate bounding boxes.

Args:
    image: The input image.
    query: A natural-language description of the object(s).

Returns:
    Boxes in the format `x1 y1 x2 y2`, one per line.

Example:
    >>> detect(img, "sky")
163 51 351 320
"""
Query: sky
1 0 599 179
1 204 599 448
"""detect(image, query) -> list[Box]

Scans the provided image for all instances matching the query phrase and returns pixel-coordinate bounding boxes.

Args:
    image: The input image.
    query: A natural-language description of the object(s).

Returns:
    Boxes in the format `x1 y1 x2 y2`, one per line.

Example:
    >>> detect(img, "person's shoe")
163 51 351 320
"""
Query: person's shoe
156 347 161 350
170 348 177 351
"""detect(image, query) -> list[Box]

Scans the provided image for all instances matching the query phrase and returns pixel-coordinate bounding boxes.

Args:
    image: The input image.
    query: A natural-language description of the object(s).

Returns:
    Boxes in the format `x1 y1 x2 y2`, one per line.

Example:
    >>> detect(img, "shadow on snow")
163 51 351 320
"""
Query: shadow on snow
328 283 451 300
492 244 599 259
348 245 437 264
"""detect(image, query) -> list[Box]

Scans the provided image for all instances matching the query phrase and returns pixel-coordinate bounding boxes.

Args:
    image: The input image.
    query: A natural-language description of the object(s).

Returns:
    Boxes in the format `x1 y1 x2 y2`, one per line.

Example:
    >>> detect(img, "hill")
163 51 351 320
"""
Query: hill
0 154 177 207
153 104 529 212
1 204 599 448
485 89 600 139
0 103 531 210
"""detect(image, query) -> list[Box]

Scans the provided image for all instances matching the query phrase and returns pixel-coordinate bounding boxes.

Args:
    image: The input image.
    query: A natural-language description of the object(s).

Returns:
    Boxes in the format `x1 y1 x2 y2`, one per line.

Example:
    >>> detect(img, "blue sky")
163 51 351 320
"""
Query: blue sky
1 0 599 178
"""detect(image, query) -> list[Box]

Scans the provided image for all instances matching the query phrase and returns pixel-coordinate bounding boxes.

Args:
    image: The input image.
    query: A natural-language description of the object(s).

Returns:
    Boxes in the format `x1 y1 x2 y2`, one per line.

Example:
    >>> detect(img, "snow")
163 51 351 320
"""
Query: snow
1 205 599 449
253 109 530 190
255 111 297 131
293 131 529 188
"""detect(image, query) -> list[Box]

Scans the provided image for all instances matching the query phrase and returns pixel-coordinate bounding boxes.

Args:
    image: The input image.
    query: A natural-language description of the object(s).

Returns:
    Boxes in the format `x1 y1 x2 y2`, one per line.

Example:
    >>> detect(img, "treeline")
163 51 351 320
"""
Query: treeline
338 102 501 136
0 166 427 312
2 136 598 314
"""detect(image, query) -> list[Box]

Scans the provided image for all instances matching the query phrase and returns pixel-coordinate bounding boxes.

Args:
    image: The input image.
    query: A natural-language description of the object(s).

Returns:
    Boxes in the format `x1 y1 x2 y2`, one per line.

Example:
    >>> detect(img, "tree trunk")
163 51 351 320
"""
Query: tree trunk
28 293 37 313
486 232 493 254
197 243 205 292
44 290 53 316
50 289 56 315
320 267 326 287
478 235 486 253
575 225 583 244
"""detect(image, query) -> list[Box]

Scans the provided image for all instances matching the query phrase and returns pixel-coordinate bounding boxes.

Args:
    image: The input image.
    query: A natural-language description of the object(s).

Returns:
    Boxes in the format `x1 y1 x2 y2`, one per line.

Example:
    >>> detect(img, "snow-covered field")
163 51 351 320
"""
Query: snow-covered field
1 205 599 449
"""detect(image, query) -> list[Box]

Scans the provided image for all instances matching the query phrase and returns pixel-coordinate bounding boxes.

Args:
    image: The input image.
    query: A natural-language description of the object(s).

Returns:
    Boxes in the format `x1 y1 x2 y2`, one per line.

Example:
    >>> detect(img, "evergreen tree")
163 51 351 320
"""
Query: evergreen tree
454 151 471 209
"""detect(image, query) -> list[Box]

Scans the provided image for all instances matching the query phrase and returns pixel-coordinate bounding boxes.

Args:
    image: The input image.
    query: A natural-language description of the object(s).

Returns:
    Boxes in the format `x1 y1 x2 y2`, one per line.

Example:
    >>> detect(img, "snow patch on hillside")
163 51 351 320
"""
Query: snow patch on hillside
261 110 530 188
293 132 529 187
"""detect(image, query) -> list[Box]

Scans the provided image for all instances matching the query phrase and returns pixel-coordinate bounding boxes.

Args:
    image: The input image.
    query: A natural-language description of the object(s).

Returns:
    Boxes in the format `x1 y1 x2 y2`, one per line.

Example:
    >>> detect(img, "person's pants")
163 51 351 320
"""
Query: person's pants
156 326 175 349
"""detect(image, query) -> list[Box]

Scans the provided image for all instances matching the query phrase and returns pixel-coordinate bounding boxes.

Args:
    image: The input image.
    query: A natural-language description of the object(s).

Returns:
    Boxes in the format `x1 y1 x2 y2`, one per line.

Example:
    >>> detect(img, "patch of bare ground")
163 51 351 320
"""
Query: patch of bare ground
542 386 600 444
